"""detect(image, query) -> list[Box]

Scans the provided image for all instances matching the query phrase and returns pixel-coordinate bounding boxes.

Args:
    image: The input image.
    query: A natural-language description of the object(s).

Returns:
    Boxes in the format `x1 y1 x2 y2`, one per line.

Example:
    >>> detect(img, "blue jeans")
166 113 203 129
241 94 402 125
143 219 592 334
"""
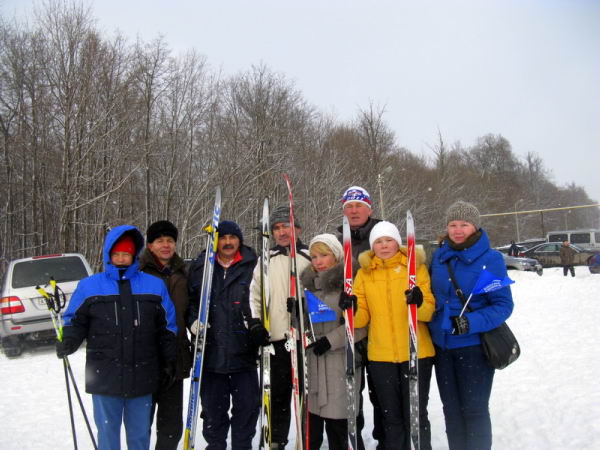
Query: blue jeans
92 393 152 450
434 344 495 450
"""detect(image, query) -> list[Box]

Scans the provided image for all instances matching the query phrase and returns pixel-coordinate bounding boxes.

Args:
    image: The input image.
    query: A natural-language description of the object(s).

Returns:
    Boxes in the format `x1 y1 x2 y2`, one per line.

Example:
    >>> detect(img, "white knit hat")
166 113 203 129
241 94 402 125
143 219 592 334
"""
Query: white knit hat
369 221 402 249
309 233 344 263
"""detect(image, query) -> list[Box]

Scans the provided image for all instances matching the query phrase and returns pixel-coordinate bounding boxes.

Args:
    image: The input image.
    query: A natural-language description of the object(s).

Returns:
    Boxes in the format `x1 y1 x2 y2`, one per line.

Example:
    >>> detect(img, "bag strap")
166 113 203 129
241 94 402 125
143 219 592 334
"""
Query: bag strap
445 261 473 313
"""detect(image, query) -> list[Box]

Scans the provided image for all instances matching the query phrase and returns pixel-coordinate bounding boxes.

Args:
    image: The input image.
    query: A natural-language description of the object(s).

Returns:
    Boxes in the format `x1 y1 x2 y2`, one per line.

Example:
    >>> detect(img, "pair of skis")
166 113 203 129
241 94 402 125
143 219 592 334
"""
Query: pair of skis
183 187 222 450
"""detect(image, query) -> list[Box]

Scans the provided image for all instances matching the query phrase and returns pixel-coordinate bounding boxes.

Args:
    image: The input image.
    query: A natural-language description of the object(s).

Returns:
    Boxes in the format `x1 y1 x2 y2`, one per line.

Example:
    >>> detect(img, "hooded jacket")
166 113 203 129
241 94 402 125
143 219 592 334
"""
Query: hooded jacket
429 229 514 350
187 244 258 373
301 262 367 419
353 246 435 363
139 248 192 380
62 225 178 397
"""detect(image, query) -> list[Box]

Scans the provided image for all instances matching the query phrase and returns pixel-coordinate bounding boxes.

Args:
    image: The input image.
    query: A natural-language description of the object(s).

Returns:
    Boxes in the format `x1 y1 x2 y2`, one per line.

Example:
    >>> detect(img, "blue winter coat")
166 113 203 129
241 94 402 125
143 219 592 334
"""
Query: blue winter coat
187 244 258 374
429 229 514 350
62 225 178 397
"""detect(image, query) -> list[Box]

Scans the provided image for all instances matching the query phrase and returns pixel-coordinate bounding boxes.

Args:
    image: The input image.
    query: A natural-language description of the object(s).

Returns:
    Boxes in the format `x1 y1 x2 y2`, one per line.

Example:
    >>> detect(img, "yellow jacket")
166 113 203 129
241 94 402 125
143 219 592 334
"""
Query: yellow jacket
354 247 435 363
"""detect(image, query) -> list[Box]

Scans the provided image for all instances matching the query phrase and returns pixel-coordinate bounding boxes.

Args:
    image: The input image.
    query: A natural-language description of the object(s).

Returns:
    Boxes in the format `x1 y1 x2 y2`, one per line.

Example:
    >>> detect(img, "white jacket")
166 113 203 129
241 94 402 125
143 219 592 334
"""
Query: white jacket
250 244 312 341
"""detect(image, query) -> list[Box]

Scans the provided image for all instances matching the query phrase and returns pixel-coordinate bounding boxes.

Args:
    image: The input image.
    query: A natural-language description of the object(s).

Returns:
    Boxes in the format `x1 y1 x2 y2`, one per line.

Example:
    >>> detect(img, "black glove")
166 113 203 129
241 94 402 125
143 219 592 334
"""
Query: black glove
308 337 331 356
286 297 296 314
248 318 270 347
55 340 71 359
405 286 423 308
451 316 470 335
338 291 357 311
160 361 177 391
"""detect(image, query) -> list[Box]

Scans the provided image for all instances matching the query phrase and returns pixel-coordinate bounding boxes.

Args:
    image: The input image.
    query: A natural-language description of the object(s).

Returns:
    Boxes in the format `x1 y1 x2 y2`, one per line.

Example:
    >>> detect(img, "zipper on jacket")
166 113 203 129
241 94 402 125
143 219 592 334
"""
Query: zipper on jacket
135 300 140 327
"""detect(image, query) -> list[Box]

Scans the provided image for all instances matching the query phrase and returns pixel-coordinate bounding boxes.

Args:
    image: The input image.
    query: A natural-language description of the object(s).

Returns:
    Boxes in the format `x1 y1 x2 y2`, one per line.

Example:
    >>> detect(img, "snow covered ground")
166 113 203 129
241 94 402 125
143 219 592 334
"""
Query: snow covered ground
1 267 599 449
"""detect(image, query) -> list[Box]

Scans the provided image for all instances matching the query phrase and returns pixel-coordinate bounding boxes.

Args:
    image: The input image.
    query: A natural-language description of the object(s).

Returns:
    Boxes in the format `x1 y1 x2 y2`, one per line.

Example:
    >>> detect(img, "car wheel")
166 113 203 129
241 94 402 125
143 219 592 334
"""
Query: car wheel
1 336 24 358
536 268 543 276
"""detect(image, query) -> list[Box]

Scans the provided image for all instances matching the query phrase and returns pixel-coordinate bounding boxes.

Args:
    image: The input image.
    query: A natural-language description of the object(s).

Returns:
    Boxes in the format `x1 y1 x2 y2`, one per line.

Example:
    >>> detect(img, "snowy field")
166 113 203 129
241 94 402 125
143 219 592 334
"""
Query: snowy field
1 267 599 449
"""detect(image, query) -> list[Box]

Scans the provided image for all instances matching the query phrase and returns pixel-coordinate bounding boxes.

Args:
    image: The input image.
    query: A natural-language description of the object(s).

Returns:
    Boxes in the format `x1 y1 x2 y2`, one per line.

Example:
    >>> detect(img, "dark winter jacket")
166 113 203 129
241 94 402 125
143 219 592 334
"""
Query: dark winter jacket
560 244 576 265
187 244 258 374
429 229 514 350
337 217 382 259
139 248 193 380
62 225 178 397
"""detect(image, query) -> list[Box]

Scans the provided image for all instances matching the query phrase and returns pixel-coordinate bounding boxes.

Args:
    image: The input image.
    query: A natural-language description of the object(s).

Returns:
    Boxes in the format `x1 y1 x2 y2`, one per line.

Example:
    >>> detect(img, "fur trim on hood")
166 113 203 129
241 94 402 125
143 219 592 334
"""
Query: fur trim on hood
301 260 360 293
358 245 427 273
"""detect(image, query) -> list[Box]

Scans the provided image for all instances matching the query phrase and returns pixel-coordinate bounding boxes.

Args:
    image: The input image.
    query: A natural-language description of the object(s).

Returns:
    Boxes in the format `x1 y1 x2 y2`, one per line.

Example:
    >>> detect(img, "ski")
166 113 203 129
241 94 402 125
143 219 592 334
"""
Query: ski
283 174 309 450
183 187 222 450
259 197 275 449
406 210 419 450
342 216 357 450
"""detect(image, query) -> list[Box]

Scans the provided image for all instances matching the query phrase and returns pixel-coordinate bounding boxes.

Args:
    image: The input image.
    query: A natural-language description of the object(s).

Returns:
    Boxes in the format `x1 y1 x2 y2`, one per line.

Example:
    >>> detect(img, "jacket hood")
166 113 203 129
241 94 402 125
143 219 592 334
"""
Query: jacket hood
436 228 491 265
301 260 359 293
358 245 427 273
103 225 145 279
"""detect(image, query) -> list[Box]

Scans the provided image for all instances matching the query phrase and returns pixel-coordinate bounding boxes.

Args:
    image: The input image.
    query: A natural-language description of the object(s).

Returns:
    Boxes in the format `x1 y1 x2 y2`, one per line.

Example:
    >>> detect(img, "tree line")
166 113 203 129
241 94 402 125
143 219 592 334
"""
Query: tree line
1 2 598 273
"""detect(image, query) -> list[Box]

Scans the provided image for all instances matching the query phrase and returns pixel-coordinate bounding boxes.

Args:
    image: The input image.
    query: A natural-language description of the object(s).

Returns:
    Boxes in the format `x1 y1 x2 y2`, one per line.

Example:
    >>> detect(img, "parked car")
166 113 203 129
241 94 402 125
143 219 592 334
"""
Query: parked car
521 243 599 268
502 253 543 275
0 253 93 357
496 239 546 255
589 253 600 274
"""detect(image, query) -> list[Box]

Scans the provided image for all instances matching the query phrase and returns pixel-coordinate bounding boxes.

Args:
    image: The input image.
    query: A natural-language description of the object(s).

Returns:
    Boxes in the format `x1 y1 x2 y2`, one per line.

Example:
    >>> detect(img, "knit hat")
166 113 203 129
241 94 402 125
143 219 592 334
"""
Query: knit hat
111 234 136 255
445 201 480 229
217 220 244 243
369 221 402 249
341 186 372 208
309 234 344 263
147 220 178 243
269 205 301 230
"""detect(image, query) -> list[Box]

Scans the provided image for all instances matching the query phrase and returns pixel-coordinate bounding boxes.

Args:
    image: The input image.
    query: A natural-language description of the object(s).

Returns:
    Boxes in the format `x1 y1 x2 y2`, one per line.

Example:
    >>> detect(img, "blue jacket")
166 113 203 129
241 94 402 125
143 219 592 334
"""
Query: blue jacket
429 229 514 350
62 225 178 397
187 244 258 374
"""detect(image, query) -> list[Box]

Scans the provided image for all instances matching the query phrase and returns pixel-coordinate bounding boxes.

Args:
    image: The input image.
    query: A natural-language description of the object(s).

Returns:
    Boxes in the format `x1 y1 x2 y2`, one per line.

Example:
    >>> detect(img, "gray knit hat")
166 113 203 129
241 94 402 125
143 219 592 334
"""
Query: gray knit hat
269 205 301 230
445 201 480 229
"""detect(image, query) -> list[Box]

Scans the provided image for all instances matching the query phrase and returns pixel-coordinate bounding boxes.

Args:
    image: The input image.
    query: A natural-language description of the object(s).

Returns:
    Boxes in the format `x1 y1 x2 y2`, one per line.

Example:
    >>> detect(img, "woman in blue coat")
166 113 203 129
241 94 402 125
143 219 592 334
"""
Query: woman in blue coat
429 201 514 450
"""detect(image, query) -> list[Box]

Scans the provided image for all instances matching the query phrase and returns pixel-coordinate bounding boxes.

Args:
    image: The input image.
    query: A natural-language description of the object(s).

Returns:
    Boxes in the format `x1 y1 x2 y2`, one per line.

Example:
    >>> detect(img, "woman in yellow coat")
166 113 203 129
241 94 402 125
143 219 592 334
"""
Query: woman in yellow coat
342 221 435 450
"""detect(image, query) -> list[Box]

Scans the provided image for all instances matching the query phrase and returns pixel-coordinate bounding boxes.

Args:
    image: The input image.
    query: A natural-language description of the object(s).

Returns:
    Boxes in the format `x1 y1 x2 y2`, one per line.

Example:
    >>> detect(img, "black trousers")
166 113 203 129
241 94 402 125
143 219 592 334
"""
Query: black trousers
309 413 347 450
369 358 434 450
270 339 293 446
151 379 184 450
563 265 575 277
199 370 260 450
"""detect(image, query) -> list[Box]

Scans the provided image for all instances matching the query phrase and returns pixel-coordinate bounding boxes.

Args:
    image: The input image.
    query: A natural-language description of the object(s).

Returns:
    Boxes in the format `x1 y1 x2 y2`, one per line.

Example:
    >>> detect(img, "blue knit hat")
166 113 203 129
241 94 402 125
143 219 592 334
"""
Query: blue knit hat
218 220 243 243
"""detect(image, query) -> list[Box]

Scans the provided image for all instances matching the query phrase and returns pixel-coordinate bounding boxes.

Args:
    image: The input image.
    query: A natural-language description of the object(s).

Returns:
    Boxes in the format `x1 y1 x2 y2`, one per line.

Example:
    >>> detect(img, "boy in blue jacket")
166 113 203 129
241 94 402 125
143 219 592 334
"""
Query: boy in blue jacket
57 225 178 450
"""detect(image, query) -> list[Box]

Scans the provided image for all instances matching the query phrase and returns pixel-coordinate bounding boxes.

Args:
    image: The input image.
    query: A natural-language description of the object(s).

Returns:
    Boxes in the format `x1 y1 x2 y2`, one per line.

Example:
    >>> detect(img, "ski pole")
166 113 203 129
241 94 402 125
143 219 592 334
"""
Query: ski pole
37 282 98 450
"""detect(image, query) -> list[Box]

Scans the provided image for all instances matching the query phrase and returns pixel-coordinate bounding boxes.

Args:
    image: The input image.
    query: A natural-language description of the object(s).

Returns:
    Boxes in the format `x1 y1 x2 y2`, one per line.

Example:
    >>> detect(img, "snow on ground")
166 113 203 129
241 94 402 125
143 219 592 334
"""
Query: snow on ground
1 267 599 449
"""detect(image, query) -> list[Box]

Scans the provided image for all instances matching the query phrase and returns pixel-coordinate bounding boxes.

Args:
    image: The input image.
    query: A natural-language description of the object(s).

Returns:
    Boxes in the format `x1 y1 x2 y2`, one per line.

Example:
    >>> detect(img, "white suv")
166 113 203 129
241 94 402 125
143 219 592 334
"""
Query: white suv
0 253 93 357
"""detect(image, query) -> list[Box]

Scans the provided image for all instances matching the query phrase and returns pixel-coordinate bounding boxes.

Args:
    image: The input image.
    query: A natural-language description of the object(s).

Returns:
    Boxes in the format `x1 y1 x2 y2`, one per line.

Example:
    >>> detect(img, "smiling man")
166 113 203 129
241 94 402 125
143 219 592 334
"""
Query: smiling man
139 220 192 450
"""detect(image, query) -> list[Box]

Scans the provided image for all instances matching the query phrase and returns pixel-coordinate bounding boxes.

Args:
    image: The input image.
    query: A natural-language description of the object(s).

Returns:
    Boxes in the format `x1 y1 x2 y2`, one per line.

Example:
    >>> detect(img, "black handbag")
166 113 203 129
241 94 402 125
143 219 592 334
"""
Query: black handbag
446 262 520 370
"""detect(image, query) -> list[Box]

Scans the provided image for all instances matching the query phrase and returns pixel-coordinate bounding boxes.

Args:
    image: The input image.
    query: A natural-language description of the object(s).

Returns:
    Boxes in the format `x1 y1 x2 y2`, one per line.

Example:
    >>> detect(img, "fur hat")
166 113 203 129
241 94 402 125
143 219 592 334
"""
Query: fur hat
369 221 402 249
445 201 480 229
217 220 244 243
309 233 344 263
111 234 136 255
341 186 372 208
147 220 178 243
269 205 301 230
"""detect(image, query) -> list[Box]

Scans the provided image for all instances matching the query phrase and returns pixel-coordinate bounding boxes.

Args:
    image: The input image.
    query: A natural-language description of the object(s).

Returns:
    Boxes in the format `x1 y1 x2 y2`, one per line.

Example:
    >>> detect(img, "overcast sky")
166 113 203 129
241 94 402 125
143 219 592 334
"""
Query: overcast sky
3 0 600 204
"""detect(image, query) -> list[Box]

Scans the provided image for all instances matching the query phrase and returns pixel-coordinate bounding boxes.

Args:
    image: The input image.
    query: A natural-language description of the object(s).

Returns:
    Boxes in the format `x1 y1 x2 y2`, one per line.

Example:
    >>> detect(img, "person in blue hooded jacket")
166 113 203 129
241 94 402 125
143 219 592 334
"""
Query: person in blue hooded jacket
57 225 178 450
429 201 513 450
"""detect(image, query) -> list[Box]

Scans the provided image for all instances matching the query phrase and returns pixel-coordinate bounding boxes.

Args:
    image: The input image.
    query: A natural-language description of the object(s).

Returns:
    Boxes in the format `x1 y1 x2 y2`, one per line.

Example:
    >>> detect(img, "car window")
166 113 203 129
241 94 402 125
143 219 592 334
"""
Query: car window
548 233 568 243
11 257 89 288
571 233 590 244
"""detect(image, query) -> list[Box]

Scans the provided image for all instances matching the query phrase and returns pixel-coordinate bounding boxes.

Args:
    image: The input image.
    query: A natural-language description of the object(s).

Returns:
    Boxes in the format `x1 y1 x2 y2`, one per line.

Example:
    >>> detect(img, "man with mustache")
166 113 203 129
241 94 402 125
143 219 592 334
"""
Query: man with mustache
248 205 312 449
186 220 260 449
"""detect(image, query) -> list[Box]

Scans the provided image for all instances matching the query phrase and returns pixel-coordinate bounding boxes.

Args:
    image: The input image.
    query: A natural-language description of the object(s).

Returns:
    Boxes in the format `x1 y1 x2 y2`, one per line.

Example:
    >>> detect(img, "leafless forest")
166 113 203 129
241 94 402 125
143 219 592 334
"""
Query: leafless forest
1 3 597 272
